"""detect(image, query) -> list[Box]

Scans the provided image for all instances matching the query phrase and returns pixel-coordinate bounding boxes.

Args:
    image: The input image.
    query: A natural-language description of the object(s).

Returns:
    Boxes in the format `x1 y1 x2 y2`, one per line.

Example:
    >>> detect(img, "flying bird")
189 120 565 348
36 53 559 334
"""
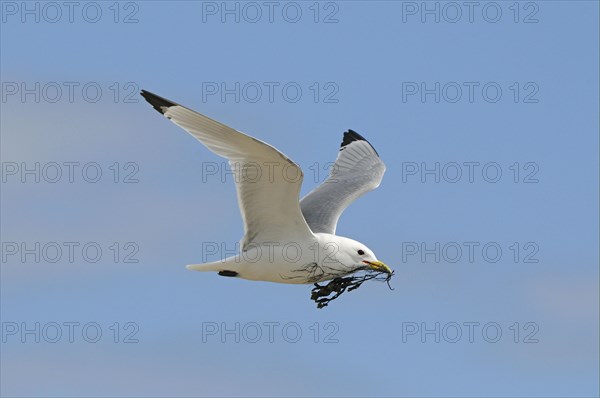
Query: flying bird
140 90 391 289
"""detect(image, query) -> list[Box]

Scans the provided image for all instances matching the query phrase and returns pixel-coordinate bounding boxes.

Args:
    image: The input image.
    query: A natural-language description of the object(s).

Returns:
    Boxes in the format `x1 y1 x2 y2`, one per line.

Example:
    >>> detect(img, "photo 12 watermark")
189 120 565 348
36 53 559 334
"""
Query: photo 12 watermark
201 321 339 343
401 321 540 343
400 241 540 264
401 162 540 184
400 2 540 24
199 81 340 104
199 239 359 265
2 321 140 343
1 82 140 104
199 160 338 185
1 162 140 184
1 1 140 24
1 241 140 264
401 82 540 104
200 1 340 24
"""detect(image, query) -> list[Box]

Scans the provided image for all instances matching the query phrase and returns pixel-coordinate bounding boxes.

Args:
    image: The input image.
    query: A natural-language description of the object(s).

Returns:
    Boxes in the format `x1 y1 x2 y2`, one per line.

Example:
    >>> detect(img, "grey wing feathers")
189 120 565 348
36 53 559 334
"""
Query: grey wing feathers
141 90 315 249
300 130 386 234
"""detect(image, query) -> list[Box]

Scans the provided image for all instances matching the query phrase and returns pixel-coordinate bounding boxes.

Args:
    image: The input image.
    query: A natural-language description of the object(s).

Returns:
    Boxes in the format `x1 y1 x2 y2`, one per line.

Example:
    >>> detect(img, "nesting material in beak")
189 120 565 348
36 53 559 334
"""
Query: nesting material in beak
310 267 395 309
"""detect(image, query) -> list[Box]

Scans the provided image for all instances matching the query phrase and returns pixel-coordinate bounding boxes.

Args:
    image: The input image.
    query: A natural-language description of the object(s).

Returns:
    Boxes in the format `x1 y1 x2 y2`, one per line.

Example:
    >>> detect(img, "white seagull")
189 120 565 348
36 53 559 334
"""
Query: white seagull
141 90 391 285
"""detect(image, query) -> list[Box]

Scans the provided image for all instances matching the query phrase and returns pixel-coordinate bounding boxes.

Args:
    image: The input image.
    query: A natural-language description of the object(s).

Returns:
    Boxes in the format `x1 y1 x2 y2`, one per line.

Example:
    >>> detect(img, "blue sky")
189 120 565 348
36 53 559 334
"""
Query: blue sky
1 1 598 397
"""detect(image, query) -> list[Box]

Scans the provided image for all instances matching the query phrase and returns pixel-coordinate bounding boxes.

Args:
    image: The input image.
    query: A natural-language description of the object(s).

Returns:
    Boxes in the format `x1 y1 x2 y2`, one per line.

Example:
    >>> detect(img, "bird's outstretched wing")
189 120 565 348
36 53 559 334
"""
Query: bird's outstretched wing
300 130 386 234
141 90 314 249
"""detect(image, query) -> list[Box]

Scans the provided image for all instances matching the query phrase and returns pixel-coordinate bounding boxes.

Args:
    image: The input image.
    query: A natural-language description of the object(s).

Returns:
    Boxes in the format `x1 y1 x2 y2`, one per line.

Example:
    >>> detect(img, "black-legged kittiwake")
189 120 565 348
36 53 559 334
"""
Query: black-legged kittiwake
141 90 392 304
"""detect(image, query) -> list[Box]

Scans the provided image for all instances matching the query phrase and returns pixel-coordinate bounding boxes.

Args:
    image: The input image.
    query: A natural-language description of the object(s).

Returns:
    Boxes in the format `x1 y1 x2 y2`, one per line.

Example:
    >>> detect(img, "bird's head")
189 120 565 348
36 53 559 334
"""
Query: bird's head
333 236 392 275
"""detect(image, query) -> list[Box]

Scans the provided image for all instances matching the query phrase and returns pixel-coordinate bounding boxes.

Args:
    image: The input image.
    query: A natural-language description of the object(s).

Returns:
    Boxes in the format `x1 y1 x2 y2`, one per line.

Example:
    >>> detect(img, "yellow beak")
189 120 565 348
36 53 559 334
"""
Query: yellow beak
363 260 392 274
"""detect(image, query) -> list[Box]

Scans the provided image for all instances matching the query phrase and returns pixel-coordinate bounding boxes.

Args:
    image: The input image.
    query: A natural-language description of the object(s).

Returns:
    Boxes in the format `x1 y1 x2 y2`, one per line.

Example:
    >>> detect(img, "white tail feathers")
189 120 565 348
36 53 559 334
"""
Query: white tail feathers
186 262 220 272
186 259 239 272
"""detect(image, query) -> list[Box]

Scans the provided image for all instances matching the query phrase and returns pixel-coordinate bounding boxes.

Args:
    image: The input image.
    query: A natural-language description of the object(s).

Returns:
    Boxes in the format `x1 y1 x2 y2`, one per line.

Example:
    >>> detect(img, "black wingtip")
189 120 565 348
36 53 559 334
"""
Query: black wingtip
340 129 379 156
140 90 177 115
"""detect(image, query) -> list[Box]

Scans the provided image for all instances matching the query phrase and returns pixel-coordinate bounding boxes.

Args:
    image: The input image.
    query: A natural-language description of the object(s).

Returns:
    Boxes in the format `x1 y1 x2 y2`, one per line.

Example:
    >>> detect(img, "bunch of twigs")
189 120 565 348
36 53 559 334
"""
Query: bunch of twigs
310 270 394 309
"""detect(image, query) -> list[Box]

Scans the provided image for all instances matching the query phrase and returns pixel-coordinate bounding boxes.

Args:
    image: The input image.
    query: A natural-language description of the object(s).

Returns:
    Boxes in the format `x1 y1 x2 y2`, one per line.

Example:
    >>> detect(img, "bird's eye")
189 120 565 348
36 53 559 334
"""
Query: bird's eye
357 250 365 255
